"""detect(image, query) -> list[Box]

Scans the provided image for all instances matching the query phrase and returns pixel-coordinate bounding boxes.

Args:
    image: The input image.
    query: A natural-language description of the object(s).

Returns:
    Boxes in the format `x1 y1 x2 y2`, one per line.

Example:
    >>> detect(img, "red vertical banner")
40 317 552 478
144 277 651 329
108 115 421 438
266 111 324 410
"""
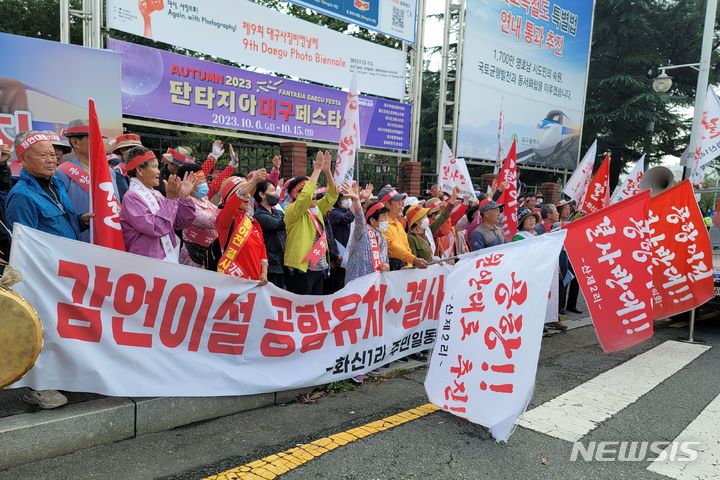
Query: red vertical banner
649 180 714 318
89 99 125 251
564 191 654 353
497 139 518 240
581 154 610 214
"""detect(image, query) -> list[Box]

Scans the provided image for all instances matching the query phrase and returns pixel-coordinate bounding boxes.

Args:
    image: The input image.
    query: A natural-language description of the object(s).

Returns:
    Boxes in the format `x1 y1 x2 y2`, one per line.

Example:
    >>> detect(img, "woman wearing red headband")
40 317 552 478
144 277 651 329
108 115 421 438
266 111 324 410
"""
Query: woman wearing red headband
119 147 197 263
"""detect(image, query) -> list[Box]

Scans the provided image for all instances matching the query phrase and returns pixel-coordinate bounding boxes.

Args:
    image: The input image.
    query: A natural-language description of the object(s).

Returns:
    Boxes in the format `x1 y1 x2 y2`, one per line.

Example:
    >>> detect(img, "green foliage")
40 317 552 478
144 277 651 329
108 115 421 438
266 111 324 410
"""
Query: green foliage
325 380 356 395
0 0 83 43
579 0 719 185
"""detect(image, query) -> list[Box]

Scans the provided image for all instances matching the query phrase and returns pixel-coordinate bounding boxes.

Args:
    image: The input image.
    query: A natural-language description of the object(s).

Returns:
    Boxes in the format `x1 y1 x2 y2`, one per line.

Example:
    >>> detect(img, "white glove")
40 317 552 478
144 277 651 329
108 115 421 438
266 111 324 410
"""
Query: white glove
211 140 225 160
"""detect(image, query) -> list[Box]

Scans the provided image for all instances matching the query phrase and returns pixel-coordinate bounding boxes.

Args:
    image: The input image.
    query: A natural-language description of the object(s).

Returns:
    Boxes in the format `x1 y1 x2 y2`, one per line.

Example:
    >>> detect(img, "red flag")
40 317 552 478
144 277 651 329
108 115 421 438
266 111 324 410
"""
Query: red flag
89 99 125 251
649 180 714 318
564 190 653 352
581 154 610 214
497 139 518 240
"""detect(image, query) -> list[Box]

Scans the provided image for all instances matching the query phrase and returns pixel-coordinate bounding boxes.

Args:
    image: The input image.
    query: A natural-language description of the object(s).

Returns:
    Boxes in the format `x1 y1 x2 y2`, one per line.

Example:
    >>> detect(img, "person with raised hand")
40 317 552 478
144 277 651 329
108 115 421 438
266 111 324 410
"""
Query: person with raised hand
283 151 339 294
345 183 390 284
120 146 197 263
214 169 269 285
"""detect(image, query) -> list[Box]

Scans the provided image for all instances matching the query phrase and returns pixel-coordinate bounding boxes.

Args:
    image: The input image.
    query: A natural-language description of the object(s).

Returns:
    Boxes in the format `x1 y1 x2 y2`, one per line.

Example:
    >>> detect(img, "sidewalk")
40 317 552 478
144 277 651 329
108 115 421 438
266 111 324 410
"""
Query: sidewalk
0 298 592 471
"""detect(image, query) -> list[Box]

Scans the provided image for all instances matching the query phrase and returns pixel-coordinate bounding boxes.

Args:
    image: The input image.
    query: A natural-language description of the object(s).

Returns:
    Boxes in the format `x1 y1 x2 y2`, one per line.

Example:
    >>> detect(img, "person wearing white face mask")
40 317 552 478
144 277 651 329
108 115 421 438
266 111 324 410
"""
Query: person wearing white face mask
406 204 434 263
345 183 390 284
326 189 360 293
177 163 220 269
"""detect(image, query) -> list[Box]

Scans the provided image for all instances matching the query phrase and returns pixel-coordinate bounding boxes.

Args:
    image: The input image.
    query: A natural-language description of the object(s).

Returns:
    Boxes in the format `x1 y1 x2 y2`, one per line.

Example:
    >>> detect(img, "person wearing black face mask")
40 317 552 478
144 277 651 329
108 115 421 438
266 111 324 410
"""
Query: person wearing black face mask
253 180 286 288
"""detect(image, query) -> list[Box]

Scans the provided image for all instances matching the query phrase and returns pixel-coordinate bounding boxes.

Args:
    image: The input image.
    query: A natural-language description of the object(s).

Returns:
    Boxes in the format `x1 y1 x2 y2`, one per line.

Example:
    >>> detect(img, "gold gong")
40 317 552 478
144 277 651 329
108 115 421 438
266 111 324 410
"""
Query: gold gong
0 287 43 389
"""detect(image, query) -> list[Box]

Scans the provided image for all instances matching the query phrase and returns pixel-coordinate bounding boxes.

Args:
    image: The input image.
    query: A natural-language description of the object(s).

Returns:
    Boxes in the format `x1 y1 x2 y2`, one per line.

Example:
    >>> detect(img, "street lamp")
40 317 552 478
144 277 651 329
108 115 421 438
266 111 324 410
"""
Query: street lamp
650 63 700 93
652 70 672 93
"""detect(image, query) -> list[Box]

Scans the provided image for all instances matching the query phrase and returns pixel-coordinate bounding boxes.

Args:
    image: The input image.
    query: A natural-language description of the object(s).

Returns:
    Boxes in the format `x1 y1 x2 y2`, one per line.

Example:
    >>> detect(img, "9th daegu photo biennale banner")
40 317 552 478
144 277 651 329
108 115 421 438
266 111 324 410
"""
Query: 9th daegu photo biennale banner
106 0 406 99
456 1 595 170
285 0 418 44
107 39 410 151
0 33 122 172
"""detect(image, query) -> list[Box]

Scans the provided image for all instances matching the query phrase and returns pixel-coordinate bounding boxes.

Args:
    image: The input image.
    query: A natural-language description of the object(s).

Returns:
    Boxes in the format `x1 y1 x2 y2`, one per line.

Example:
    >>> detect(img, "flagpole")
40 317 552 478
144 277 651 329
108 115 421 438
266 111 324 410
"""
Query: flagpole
682 0 717 344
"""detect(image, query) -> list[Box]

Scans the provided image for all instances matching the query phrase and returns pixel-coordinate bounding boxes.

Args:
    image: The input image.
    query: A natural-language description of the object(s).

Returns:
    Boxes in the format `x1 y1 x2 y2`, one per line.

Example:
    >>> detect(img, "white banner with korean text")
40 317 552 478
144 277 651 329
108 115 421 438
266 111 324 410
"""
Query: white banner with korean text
424 232 566 442
438 141 475 199
9 224 447 397
106 0 406 99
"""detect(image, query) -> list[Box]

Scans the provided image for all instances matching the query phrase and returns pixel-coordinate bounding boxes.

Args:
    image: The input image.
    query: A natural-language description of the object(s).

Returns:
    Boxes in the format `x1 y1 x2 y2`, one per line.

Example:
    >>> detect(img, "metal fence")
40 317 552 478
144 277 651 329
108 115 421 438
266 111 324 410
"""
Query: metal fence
137 132 401 187
138 132 281 174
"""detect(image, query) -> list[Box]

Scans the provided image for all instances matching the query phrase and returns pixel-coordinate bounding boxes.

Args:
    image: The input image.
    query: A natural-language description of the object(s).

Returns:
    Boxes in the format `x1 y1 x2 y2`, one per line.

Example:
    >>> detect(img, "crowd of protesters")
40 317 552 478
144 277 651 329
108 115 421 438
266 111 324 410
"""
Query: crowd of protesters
1 123 586 408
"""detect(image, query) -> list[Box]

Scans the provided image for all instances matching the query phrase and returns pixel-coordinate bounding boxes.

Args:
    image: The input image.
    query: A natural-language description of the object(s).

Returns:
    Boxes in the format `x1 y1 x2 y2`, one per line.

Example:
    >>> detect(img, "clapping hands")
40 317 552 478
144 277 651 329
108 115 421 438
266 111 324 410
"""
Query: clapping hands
165 172 197 200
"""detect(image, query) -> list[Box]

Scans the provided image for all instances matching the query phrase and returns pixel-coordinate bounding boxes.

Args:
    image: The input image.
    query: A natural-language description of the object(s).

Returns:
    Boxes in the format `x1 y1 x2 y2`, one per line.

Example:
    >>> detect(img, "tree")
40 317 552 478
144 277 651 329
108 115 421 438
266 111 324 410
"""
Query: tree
580 0 719 186
0 0 83 44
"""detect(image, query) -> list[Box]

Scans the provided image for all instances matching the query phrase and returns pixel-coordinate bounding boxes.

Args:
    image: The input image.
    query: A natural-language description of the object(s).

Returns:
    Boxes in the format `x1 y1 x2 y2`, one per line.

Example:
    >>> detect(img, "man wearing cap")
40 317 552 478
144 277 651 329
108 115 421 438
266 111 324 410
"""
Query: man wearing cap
379 186 427 270
55 119 126 242
469 198 505 251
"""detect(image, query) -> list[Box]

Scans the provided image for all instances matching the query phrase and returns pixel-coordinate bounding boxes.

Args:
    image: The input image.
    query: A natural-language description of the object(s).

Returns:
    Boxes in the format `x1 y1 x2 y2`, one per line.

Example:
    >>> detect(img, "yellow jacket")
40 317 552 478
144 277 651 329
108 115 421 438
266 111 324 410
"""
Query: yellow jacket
383 217 415 266
283 180 339 272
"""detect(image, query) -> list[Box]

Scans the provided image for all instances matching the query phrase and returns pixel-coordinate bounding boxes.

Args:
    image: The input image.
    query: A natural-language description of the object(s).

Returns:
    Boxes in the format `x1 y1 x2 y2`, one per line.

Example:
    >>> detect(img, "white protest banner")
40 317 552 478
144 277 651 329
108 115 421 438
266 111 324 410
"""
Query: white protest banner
10 224 447 397
439 141 474 199
610 155 645 204
334 74 360 187
690 85 720 185
563 140 597 205
424 232 566 441
106 0 405 99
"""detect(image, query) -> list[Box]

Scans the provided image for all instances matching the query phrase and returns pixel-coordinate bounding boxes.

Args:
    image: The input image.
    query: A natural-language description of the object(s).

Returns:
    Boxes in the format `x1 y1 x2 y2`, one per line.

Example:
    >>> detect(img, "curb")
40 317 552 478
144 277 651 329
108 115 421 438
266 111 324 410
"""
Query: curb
0 359 430 470
0 389 313 470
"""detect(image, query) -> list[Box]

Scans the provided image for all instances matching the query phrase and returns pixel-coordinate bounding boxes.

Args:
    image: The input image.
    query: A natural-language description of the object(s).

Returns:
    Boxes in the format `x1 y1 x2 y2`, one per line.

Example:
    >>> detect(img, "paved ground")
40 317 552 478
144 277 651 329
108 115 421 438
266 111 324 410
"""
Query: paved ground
1 301 717 480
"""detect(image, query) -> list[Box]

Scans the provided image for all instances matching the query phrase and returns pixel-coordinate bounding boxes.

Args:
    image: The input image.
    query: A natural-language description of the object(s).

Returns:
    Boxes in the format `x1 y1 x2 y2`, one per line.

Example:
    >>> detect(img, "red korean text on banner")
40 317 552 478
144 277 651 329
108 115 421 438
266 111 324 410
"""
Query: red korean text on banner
333 73 360 187
10 224 448 397
89 99 125 251
649 180 715 318
564 191 654 353
424 233 565 441
497 139 519 240
581 154 610 215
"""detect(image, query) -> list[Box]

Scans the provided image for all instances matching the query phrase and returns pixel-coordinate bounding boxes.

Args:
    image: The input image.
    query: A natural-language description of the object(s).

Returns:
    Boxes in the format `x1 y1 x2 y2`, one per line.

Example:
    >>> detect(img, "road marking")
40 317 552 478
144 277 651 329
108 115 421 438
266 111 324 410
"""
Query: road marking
517 340 711 442
647 392 720 480
203 403 439 480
